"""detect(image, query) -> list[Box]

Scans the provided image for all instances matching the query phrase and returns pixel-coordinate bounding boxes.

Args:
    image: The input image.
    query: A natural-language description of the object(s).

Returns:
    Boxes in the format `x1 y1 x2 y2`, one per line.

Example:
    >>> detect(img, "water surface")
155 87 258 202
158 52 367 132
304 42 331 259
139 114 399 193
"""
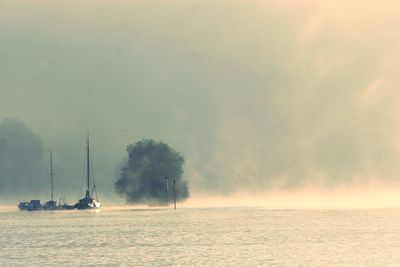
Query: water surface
1 207 399 266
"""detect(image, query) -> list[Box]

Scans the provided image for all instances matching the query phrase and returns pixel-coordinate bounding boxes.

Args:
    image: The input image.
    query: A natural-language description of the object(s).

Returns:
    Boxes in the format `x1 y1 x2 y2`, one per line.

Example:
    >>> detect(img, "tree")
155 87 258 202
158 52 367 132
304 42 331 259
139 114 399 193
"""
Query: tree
115 139 189 205
0 118 45 194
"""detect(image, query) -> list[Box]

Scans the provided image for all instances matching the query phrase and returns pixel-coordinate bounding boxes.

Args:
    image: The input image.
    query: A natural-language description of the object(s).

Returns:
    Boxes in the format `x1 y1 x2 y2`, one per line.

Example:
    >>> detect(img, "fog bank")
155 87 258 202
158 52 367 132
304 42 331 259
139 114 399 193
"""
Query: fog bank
1 1 400 196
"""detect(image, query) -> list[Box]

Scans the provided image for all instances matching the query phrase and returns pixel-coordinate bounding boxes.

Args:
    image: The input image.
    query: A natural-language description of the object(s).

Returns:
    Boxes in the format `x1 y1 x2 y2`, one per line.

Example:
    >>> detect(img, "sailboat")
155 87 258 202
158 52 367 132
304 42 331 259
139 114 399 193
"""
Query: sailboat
18 152 54 211
74 134 101 209
43 151 58 210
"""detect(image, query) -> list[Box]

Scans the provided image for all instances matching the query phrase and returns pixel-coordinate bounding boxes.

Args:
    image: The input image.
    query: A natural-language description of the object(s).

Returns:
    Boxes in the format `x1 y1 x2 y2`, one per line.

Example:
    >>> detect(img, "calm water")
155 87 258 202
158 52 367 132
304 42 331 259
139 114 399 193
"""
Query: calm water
1 207 399 266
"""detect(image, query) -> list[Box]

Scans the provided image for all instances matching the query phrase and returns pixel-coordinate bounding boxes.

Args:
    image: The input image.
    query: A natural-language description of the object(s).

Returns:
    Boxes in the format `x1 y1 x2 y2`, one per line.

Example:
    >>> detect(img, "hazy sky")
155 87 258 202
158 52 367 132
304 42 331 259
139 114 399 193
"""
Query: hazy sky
1 1 400 197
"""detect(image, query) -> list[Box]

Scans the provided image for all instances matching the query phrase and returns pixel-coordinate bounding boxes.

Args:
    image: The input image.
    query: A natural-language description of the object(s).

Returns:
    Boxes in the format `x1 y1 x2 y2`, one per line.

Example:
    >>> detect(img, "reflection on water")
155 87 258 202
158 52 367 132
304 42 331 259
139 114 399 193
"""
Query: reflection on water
1 207 399 266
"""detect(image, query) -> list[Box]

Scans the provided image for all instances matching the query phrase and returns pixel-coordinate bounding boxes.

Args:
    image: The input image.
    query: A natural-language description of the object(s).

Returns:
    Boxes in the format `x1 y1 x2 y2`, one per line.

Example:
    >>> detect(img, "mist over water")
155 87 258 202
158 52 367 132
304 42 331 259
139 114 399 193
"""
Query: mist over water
2 2 400 266
1 1 400 201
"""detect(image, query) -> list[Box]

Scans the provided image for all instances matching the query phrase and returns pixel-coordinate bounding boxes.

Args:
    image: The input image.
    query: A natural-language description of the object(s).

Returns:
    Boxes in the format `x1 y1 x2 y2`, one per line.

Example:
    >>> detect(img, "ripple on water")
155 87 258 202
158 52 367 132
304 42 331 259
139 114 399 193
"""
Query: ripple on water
1 208 400 266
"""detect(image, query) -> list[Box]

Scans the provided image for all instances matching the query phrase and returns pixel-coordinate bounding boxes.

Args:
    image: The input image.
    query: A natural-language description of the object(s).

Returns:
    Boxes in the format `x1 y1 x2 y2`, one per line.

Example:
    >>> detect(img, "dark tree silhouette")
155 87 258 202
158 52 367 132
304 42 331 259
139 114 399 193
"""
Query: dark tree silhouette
115 139 189 204
0 118 45 194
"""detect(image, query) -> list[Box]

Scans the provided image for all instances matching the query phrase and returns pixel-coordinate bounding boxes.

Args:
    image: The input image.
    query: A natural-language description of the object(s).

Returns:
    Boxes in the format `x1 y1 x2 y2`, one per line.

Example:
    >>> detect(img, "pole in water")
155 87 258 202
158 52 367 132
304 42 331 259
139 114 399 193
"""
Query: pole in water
173 179 176 210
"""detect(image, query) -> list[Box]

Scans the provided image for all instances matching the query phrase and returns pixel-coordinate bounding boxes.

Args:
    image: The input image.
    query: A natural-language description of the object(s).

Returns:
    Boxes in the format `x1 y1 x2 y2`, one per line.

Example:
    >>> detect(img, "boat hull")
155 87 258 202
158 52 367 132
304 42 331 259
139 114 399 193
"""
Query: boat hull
74 196 101 210
18 200 43 211
43 200 58 210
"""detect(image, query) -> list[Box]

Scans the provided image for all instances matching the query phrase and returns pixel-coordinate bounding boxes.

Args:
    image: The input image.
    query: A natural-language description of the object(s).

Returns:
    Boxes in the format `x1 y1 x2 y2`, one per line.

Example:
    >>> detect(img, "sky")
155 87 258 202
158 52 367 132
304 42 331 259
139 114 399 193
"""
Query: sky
1 1 400 200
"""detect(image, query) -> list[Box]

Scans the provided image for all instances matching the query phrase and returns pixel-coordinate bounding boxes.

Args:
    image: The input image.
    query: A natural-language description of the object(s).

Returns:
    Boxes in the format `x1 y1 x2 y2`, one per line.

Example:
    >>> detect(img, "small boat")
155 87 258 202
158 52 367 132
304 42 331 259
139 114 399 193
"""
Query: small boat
18 151 55 211
43 200 57 210
74 134 101 210
60 200 75 210
18 201 30 210
18 200 43 211
18 151 74 211
43 151 58 210
56 197 74 210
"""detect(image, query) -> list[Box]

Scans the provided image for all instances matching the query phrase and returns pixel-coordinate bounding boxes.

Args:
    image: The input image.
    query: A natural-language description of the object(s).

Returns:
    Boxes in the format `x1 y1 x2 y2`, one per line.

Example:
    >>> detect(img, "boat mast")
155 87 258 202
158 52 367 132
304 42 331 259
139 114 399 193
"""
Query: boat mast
86 133 90 198
50 150 54 201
